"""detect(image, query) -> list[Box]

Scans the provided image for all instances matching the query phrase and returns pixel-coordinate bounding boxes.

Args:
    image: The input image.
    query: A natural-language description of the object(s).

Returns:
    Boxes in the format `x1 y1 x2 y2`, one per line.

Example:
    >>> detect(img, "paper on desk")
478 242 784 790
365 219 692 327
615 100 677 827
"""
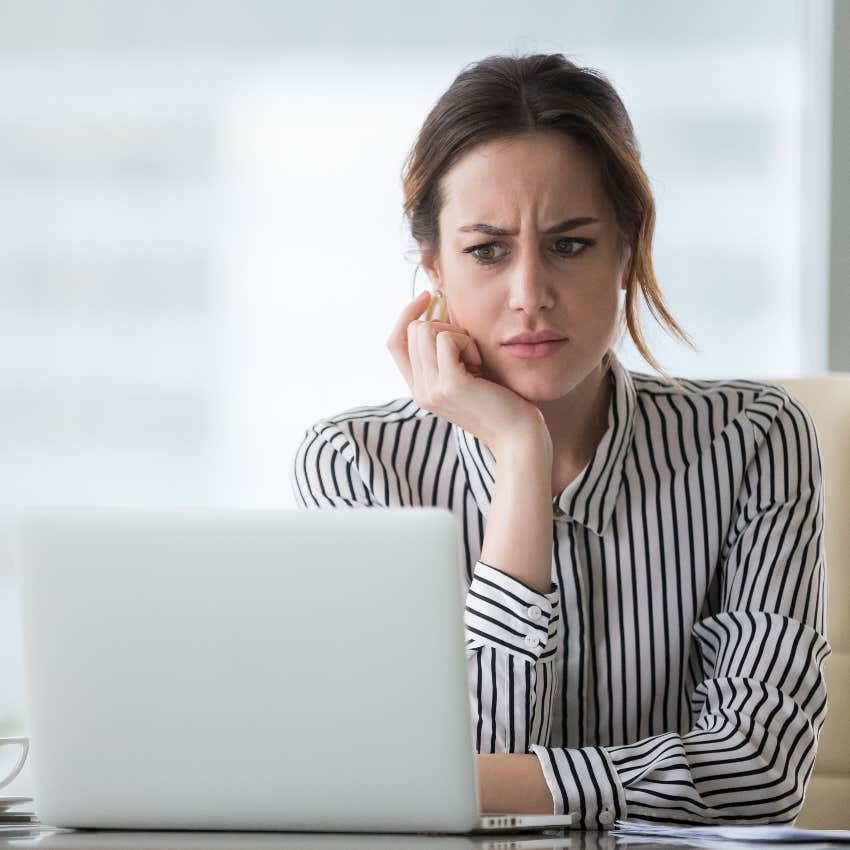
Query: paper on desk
612 833 836 850
613 821 850 845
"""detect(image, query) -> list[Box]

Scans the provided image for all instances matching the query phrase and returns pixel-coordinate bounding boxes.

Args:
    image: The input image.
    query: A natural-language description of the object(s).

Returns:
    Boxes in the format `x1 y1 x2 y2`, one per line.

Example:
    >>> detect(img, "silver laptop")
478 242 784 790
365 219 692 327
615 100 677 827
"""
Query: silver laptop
13 507 576 835
29 831 574 850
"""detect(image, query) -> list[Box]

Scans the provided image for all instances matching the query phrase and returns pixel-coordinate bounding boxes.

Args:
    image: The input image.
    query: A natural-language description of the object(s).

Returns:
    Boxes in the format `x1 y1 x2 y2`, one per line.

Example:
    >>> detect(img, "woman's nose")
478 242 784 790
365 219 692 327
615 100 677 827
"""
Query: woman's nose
507 250 556 312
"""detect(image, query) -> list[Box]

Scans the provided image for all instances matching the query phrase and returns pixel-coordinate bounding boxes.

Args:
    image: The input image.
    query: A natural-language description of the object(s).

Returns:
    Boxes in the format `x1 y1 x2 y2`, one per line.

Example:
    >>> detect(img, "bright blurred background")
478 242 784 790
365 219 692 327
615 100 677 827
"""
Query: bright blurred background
1 0 846 795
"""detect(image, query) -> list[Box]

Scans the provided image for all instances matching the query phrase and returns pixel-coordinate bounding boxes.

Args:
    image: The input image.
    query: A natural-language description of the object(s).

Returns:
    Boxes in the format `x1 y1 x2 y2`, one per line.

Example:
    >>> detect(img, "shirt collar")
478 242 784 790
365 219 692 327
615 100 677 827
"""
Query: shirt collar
451 349 637 537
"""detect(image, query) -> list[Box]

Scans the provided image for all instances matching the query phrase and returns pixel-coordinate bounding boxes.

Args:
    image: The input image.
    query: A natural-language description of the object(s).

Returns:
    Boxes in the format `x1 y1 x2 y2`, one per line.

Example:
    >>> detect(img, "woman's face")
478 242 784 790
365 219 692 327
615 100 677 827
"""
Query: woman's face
422 130 631 402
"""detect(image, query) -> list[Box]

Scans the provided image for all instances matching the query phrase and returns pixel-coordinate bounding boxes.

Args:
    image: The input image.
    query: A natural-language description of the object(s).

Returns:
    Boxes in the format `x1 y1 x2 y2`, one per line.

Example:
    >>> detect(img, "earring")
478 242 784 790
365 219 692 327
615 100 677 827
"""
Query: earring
435 290 443 299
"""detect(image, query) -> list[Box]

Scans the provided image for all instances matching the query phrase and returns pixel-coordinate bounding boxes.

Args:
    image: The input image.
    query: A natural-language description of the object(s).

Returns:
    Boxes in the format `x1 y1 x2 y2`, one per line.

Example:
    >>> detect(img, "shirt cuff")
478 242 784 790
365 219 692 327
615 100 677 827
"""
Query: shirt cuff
464 559 560 663
529 744 627 829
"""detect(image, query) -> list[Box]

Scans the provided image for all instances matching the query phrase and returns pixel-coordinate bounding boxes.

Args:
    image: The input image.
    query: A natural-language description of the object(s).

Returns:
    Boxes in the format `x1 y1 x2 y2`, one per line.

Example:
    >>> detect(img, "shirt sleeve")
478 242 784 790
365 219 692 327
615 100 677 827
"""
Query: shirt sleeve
529 387 832 829
291 420 377 509
465 559 561 754
292 419 563 757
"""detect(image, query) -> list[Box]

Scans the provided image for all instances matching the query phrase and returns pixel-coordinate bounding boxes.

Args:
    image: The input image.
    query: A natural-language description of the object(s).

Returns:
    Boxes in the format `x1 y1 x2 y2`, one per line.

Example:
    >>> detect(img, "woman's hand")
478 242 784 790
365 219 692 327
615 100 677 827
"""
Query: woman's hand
386 291 550 459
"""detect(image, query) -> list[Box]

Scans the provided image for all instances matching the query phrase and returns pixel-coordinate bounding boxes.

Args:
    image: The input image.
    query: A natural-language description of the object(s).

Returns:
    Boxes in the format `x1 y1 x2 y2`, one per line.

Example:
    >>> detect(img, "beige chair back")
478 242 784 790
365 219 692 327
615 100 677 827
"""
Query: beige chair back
769 374 850 829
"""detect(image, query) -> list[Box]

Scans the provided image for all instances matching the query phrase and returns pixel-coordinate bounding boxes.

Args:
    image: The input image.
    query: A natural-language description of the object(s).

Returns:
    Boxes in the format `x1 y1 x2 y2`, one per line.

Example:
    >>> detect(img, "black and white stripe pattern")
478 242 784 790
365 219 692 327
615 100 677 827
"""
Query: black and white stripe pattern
290 349 831 829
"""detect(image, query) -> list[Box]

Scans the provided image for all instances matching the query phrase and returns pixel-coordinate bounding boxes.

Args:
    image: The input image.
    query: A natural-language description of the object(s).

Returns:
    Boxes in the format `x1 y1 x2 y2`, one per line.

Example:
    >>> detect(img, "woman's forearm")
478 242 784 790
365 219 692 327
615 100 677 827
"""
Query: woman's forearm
480 430 554 596
477 753 554 814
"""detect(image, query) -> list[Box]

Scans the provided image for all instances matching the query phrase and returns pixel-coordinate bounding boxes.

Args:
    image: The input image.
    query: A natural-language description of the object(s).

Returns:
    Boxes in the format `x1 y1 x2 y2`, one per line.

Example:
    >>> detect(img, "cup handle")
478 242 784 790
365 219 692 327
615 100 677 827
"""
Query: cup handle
0 737 29 792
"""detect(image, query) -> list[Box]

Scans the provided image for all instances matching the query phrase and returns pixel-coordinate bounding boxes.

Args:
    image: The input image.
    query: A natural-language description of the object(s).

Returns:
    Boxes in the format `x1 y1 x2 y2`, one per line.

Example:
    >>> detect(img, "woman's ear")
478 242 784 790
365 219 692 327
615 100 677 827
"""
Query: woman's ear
420 247 442 289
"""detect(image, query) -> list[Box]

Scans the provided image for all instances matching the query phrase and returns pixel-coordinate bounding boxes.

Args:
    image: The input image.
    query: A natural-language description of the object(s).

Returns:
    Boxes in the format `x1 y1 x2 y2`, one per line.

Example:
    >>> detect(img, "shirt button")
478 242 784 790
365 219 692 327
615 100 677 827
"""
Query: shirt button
523 633 540 648
599 809 615 826
527 605 542 621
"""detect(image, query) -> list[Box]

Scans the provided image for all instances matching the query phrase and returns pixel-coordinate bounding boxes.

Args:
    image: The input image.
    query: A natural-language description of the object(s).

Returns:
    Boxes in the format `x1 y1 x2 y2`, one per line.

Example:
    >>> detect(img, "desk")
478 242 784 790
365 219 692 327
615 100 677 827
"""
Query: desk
0 829 695 850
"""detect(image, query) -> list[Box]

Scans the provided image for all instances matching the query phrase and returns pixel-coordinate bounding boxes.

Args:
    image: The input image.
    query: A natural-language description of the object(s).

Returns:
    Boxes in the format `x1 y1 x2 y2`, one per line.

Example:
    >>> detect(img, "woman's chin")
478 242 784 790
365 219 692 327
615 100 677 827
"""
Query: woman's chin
480 361 572 402
503 376 570 404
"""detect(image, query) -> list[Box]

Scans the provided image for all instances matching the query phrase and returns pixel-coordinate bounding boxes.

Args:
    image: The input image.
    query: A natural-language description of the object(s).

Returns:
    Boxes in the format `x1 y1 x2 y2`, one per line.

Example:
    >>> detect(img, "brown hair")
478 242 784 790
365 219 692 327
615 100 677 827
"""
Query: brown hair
400 51 697 388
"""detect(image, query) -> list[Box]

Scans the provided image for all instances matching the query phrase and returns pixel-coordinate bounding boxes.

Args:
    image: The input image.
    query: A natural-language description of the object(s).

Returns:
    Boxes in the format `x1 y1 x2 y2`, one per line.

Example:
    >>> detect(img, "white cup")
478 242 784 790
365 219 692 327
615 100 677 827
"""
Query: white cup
0 737 29 792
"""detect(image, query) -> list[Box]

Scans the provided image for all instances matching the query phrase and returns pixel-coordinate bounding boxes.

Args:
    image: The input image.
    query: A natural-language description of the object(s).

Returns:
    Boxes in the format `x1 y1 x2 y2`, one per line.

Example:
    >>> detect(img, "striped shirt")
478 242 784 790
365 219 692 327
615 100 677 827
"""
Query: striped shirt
290 349 831 829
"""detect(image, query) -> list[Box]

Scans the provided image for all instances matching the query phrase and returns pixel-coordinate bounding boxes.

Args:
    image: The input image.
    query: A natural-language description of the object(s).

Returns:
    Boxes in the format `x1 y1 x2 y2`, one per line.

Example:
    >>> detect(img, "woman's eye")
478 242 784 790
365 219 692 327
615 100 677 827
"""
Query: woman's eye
462 238 593 266
555 238 591 257
464 242 508 264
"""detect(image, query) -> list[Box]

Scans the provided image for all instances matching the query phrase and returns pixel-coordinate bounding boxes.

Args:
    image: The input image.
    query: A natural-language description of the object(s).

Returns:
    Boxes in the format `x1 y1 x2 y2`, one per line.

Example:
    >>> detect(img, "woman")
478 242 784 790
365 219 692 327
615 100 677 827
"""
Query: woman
291 53 830 828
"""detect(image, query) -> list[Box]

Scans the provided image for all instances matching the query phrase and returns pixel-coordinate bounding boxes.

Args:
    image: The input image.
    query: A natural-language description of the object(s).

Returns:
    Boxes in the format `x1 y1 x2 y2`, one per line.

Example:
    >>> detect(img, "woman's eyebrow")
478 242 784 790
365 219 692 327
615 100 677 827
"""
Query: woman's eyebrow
457 216 599 236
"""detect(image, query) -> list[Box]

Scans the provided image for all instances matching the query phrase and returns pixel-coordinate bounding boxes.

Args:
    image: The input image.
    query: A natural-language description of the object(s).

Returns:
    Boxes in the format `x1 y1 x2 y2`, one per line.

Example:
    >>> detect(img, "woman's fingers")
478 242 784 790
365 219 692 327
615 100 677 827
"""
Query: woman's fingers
386 291 431 388
387 290 484 401
427 323 482 373
415 322 446 394
409 320 427 395
389 291 430 348
434 330 463 388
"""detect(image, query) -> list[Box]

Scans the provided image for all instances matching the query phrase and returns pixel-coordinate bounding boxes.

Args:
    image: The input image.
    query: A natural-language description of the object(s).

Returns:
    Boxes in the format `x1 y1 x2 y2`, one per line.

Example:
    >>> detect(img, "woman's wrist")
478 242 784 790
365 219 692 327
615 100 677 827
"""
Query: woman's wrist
491 418 553 467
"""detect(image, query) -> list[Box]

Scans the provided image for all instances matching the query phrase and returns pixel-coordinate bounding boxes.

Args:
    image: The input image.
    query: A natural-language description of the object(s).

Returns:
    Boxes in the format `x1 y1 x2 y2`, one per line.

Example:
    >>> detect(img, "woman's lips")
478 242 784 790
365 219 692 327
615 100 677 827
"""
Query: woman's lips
501 339 568 359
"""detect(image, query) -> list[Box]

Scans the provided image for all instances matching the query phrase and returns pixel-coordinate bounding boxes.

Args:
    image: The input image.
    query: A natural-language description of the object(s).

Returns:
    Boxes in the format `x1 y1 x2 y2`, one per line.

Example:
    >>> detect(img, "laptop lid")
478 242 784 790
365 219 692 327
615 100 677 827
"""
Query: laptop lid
14 507 487 832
